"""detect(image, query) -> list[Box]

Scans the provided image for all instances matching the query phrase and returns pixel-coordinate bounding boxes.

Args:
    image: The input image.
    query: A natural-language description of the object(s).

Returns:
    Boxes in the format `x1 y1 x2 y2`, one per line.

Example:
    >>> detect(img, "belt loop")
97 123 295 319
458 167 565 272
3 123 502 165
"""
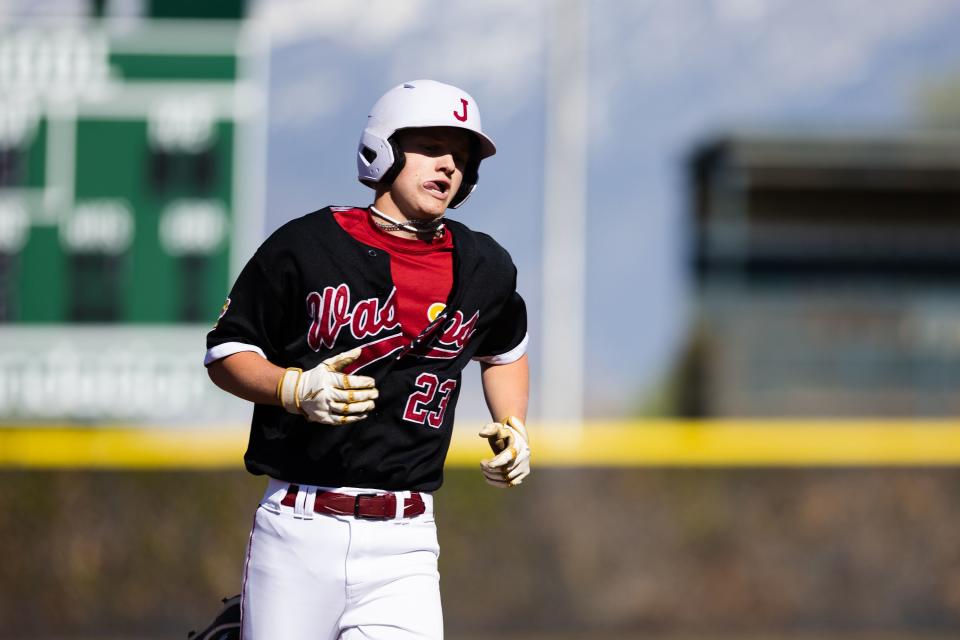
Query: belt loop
294 485 307 518
395 491 408 519
303 486 316 520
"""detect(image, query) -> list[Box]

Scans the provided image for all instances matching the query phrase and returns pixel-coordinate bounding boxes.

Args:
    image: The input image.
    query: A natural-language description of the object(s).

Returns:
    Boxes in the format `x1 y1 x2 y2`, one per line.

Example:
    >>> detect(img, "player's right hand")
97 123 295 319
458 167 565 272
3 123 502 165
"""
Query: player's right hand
277 347 379 425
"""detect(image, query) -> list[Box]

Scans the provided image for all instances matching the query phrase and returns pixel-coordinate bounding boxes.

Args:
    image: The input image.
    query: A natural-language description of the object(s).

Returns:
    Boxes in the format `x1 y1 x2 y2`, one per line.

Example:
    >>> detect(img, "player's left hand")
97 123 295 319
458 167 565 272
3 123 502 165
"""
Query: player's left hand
478 416 530 488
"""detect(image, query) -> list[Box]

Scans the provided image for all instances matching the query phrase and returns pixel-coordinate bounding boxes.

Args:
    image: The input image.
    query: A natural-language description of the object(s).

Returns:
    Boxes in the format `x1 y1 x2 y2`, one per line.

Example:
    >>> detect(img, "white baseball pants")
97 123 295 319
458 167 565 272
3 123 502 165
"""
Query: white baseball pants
241 478 443 640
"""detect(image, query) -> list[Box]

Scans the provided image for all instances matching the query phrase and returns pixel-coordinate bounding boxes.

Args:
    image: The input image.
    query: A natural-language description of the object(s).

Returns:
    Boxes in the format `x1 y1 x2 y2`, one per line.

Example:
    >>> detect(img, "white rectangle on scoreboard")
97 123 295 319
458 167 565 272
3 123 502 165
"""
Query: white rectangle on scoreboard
0 326 251 424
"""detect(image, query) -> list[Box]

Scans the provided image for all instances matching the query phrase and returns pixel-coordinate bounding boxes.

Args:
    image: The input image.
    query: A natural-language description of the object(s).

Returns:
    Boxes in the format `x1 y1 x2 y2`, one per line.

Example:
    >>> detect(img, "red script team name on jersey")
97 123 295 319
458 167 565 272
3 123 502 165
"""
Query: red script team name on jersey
418 310 478 358
307 285 399 351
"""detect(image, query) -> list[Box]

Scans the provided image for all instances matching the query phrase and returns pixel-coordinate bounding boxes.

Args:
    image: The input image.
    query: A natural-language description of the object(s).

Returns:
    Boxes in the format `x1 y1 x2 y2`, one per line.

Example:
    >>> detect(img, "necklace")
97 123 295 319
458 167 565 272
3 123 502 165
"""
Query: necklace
369 206 445 237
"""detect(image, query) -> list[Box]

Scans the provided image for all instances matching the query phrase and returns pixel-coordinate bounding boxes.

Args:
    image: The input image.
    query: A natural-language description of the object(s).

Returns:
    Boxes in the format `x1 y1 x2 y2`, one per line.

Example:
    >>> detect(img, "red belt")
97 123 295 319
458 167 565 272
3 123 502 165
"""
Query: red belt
281 484 426 520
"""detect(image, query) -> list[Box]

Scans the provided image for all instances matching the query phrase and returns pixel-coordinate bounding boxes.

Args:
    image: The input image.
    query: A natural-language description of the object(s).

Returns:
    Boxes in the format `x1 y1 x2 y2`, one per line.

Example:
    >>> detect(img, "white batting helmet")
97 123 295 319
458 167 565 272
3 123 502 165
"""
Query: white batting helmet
357 79 497 209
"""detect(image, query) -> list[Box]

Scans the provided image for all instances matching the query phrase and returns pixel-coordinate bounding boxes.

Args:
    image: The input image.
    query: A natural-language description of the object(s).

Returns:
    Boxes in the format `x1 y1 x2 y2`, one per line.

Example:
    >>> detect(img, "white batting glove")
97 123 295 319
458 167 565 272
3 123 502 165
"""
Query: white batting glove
277 347 379 425
479 416 531 488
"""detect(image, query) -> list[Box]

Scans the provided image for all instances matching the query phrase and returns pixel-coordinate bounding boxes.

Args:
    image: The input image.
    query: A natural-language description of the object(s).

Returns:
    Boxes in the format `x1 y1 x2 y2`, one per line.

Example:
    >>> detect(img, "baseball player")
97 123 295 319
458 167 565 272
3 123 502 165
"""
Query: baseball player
205 79 530 639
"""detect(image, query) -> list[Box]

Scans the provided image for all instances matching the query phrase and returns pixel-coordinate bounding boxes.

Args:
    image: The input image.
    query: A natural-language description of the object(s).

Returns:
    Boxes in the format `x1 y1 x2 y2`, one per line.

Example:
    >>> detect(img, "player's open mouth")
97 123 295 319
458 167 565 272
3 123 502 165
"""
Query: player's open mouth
423 180 449 197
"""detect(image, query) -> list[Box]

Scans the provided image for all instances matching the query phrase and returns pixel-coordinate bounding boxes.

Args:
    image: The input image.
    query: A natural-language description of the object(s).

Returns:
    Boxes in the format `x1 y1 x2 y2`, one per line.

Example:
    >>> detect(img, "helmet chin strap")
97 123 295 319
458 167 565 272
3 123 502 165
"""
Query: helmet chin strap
369 206 445 236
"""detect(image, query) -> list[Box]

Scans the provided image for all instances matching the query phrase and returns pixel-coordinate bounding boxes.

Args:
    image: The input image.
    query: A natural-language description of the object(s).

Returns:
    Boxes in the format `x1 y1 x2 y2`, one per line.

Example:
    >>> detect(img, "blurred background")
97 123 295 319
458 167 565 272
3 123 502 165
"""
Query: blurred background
2 0 960 638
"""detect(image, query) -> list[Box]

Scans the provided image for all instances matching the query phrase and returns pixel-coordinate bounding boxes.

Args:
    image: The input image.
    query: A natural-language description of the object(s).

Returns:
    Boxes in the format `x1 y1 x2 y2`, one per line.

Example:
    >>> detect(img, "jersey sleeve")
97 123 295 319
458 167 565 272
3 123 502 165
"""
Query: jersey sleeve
205 252 288 367
473 290 528 365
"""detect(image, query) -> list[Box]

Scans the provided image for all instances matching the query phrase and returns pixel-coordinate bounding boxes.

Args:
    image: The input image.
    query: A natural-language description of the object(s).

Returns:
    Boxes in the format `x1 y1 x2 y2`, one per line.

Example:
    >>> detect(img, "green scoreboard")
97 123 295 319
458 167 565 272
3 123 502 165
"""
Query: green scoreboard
0 18 266 423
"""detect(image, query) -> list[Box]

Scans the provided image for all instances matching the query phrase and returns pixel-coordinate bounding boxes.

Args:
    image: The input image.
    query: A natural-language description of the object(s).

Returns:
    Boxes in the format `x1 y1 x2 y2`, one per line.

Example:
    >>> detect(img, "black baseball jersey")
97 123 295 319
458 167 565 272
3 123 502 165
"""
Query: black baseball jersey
206 207 527 491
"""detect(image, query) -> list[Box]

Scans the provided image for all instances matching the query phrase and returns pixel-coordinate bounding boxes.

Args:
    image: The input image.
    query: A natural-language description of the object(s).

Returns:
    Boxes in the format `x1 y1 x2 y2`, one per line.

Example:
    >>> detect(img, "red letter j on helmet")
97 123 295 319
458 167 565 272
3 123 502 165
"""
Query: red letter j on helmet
453 98 469 122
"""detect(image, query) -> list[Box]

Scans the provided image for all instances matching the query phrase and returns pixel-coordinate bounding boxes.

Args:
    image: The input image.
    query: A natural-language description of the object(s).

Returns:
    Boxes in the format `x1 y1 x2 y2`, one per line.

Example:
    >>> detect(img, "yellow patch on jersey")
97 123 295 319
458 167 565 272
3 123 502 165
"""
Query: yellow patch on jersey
214 297 231 328
427 302 446 322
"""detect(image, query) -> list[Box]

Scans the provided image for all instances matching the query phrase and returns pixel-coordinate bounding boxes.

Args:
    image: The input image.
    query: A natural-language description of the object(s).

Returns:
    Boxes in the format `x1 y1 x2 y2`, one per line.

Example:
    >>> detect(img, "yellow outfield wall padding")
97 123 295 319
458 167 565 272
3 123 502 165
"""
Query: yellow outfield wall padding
3 420 960 469
0 426 248 469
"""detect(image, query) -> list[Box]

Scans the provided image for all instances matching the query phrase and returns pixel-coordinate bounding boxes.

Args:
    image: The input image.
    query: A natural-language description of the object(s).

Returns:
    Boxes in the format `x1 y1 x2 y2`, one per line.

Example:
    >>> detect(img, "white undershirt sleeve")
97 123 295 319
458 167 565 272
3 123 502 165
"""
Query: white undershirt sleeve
204 342 267 367
472 332 528 365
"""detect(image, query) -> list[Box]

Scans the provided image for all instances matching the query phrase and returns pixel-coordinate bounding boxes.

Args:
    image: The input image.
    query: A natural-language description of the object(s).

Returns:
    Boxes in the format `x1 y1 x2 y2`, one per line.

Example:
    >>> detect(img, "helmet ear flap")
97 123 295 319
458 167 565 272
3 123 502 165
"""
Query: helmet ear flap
448 139 481 209
448 157 479 208
379 136 406 185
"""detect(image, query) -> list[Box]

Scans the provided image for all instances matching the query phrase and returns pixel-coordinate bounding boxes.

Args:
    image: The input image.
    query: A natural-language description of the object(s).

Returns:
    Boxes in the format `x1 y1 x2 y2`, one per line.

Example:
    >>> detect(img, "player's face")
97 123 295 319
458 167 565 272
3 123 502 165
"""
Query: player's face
389 127 470 220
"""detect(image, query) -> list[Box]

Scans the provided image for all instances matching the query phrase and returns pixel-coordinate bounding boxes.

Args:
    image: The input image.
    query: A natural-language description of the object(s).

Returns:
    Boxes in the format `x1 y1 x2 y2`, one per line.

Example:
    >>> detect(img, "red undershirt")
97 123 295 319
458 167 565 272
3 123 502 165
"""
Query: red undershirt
333 207 454 341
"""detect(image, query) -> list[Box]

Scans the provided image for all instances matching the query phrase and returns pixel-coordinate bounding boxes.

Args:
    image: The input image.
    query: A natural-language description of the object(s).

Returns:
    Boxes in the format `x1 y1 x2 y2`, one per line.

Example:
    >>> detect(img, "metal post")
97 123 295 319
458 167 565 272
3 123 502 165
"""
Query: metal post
540 0 588 429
